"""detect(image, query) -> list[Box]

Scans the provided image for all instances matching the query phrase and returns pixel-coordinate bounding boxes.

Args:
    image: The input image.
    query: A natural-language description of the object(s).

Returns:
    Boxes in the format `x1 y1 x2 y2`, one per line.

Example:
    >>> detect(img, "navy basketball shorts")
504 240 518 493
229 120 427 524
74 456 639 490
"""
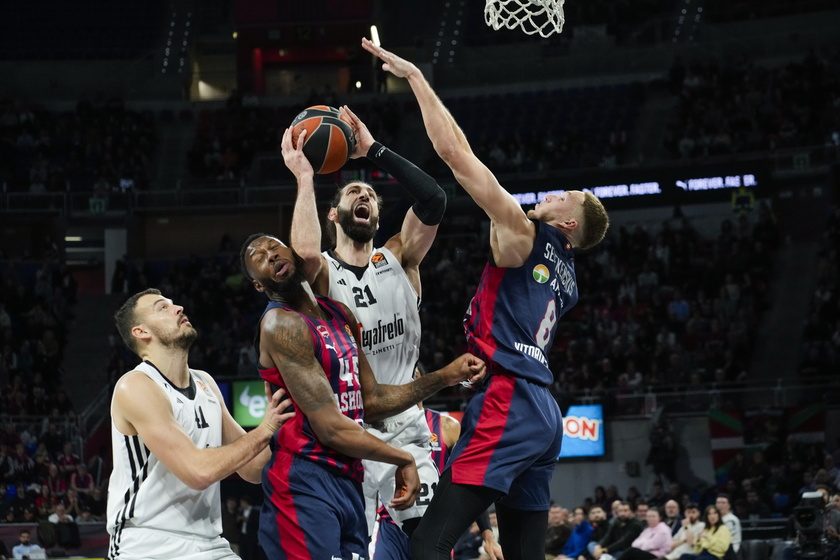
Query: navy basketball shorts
259 450 368 560
446 373 564 511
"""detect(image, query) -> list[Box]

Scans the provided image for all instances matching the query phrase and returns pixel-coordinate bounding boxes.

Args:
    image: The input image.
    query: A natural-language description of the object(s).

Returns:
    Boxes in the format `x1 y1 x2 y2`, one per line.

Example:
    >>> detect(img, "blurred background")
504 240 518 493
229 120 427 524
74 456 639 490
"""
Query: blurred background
0 0 839 557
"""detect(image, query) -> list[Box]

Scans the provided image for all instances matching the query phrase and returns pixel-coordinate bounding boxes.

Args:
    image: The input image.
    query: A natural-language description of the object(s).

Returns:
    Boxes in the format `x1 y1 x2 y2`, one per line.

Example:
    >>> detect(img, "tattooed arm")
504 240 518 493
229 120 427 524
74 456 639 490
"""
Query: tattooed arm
260 307 419 508
337 303 487 423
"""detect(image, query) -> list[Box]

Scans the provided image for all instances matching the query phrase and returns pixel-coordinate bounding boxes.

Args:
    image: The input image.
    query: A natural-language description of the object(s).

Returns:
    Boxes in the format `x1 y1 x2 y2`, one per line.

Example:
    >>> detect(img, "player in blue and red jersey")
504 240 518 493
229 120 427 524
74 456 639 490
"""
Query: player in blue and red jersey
362 39 611 560
240 234 486 560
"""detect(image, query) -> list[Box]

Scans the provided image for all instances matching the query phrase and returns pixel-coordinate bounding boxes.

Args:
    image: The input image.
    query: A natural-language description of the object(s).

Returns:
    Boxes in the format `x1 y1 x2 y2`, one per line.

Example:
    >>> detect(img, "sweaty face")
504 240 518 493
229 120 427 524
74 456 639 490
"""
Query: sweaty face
246 236 307 296
335 183 380 243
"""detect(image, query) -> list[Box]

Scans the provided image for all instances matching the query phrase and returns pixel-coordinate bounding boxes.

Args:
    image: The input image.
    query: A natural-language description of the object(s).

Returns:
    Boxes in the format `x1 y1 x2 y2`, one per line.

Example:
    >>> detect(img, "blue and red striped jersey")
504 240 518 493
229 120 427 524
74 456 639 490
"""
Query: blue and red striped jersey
425 408 448 474
464 220 578 386
257 297 365 482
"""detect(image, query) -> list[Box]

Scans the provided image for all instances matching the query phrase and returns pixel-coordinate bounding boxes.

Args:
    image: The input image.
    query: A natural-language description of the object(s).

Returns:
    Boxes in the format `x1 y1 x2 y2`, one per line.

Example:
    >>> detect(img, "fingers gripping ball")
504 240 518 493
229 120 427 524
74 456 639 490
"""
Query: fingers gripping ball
291 105 356 174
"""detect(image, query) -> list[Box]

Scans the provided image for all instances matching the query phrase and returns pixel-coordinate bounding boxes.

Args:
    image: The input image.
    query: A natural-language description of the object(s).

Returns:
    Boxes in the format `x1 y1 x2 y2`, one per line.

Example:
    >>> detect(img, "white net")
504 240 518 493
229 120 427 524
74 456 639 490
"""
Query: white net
484 0 566 37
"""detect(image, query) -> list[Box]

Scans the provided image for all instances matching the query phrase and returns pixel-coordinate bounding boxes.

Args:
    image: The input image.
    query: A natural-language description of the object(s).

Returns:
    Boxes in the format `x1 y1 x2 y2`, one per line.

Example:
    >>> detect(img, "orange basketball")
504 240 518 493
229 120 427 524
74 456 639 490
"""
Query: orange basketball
290 105 356 174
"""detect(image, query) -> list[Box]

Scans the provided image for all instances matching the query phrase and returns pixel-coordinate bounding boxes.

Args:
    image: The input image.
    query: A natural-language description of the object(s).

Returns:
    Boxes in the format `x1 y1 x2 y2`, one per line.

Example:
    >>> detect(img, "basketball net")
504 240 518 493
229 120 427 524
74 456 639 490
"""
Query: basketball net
484 0 565 37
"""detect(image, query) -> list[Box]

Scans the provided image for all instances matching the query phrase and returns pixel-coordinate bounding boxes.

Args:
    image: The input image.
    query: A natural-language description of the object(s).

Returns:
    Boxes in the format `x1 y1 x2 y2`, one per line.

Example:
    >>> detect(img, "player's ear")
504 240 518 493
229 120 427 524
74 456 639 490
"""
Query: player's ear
131 324 151 344
252 279 265 293
327 207 338 222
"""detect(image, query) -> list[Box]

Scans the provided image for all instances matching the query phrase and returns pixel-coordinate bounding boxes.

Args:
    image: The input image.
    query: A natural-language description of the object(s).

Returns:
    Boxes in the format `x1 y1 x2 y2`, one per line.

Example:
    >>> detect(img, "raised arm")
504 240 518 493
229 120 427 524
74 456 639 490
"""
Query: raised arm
111 371 288 491
339 302 485 422
361 38 535 266
283 127 331 295
339 105 445 277
261 308 420 508
199 371 294 484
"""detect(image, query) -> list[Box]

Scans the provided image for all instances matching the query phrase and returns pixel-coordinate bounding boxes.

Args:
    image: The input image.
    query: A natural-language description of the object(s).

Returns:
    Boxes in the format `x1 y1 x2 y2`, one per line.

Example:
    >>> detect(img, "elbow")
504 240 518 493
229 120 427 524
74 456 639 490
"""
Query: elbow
186 474 212 492
435 141 462 166
182 466 214 491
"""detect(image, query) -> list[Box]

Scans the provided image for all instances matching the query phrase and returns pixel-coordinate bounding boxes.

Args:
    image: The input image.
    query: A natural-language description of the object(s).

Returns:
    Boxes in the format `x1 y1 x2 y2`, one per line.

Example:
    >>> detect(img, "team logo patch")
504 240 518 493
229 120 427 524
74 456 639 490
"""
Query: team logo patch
196 379 209 393
566 242 572 251
371 252 388 269
317 325 331 339
532 264 550 283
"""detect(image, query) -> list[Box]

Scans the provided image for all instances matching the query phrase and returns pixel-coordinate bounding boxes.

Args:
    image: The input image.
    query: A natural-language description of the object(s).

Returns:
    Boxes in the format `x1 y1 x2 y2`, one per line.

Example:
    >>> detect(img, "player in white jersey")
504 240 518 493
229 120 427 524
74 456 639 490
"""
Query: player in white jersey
283 108 448 541
107 288 293 560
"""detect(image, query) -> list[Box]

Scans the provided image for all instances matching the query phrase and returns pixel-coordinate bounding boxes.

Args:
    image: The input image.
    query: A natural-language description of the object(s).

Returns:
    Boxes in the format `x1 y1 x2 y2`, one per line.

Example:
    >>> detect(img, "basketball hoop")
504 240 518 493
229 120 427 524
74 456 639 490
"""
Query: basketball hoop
484 0 565 38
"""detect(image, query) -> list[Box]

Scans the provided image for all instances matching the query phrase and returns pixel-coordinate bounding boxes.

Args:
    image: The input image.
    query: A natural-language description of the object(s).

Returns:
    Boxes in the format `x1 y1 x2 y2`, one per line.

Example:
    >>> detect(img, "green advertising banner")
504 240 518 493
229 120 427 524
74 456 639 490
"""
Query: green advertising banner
232 380 267 427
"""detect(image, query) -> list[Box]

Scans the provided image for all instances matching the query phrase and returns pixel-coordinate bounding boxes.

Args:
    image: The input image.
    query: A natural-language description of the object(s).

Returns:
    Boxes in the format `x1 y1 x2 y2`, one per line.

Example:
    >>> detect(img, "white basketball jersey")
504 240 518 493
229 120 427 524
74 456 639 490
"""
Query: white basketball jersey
324 247 421 387
107 361 224 555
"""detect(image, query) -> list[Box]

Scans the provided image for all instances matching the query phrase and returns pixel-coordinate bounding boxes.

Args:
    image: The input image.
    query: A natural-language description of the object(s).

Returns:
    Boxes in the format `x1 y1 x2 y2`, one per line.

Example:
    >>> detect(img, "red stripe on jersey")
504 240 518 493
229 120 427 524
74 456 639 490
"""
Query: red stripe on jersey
465 264 505 368
267 453 313 560
450 375 516 486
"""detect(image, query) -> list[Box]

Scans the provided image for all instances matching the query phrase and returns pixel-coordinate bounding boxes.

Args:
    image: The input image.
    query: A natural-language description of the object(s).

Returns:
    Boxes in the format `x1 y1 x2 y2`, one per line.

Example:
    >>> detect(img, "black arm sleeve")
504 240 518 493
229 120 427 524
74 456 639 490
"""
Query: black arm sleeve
366 141 446 225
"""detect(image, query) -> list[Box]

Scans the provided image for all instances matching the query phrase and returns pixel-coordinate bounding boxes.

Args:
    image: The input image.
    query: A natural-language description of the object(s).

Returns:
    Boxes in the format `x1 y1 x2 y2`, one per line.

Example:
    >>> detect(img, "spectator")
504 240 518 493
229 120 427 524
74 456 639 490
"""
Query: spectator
664 500 684 535
591 501 643 560
559 507 594 560
715 494 742 554
620 508 674 560
221 496 241 555
454 522 485 560
11 529 46 559
47 502 73 524
69 464 94 496
668 503 706 560
545 504 572 559
635 501 650 523
680 505 732 560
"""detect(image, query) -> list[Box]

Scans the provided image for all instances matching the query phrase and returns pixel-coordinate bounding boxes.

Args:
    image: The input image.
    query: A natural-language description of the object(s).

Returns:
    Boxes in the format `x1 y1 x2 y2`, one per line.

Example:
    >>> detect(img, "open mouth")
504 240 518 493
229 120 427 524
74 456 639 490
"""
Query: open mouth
180 316 190 325
274 260 290 278
353 203 371 223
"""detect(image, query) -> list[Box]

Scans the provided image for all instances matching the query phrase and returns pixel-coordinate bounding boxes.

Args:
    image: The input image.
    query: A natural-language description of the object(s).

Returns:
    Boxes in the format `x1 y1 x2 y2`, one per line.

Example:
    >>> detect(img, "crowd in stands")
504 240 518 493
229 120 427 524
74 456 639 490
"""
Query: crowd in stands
187 88 402 184
0 96 157 201
662 45 840 161
420 202 779 414
0 261 105 551
800 206 840 381
541 440 840 560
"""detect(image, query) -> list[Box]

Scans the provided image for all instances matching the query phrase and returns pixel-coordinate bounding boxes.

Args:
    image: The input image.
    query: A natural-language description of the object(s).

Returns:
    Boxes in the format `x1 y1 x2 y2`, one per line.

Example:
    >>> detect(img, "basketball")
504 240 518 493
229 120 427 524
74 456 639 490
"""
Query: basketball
290 105 356 174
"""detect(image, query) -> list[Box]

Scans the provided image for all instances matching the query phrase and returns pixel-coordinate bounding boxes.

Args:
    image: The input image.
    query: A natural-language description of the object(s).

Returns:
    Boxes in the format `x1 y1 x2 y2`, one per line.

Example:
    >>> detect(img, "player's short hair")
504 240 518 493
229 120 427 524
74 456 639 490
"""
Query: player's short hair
240 232 272 283
578 191 609 250
685 502 700 511
114 288 161 355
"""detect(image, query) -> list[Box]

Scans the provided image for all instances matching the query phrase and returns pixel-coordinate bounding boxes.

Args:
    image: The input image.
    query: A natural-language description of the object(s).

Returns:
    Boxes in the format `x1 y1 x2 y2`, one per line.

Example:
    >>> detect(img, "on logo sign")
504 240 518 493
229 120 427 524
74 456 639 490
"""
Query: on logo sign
239 384 266 419
563 415 601 441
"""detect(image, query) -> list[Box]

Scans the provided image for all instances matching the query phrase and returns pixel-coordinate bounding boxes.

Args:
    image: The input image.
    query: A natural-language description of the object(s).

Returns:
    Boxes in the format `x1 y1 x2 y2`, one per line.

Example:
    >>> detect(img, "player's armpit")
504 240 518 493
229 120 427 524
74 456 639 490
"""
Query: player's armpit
262 309 338 416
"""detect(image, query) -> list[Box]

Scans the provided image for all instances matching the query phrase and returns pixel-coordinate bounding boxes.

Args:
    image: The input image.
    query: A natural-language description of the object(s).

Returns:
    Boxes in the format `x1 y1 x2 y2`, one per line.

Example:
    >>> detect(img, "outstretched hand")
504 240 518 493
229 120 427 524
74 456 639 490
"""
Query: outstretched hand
361 37 419 80
280 126 314 179
339 105 375 159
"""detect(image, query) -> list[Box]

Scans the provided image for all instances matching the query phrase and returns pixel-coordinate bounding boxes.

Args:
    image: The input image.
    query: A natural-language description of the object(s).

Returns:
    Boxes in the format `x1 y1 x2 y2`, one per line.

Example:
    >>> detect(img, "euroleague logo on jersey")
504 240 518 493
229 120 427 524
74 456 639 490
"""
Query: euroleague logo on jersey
532 264 550 284
371 252 388 269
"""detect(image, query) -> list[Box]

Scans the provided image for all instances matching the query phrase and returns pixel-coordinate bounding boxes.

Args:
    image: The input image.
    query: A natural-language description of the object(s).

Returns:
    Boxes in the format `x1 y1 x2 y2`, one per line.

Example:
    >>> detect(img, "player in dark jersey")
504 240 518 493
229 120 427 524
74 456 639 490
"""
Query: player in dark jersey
240 234 486 560
362 39 610 560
